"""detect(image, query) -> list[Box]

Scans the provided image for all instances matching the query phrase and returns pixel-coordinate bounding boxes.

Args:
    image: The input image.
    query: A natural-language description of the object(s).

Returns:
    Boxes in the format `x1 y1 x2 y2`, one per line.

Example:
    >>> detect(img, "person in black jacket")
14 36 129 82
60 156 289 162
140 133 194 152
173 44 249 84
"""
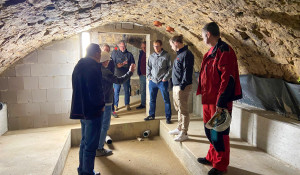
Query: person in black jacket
96 52 136 156
70 43 104 175
136 41 147 109
111 40 135 111
168 35 194 142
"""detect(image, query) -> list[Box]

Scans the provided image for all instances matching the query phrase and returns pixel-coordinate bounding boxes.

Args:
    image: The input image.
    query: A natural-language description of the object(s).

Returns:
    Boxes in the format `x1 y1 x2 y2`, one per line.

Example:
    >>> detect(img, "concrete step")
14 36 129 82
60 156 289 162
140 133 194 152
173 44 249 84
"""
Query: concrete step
160 119 300 175
71 120 160 147
63 136 190 175
0 125 73 175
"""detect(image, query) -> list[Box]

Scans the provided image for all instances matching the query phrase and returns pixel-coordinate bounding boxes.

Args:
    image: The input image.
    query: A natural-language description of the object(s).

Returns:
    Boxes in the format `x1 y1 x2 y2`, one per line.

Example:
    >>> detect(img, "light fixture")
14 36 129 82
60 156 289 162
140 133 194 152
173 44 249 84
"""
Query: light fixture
166 26 175 33
81 32 90 57
153 21 162 27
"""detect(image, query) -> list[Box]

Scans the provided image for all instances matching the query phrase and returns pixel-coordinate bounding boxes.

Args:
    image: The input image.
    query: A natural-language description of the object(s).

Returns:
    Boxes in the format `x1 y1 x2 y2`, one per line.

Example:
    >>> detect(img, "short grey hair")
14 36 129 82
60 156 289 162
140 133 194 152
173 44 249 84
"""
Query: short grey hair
118 40 126 46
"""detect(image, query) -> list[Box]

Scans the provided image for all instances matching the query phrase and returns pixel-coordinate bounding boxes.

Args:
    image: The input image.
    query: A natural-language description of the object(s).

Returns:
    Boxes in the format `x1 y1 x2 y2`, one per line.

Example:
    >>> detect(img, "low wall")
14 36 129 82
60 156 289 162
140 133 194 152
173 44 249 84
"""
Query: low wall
231 103 300 170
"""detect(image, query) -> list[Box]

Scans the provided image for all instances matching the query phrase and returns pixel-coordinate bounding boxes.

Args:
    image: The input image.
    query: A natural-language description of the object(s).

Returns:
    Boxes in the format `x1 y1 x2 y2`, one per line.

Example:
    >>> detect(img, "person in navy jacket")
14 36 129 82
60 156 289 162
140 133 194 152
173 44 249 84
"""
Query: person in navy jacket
111 40 135 111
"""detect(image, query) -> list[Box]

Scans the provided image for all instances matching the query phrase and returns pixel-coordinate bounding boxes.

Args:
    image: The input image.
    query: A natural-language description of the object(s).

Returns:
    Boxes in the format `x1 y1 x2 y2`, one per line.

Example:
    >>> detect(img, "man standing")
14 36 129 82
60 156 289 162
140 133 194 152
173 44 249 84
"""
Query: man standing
101 44 118 118
70 43 104 175
196 22 242 175
136 41 147 109
111 40 135 111
144 40 172 123
97 52 135 156
168 35 194 142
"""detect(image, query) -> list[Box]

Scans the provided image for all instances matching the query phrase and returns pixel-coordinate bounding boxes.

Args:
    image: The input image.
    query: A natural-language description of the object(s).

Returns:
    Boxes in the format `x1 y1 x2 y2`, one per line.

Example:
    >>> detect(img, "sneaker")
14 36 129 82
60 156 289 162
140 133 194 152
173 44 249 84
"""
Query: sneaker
208 168 224 175
174 131 188 142
166 119 171 124
95 172 101 175
114 105 118 111
126 105 131 111
144 116 155 121
168 128 180 135
197 157 211 165
136 104 145 109
111 111 118 118
96 148 113 157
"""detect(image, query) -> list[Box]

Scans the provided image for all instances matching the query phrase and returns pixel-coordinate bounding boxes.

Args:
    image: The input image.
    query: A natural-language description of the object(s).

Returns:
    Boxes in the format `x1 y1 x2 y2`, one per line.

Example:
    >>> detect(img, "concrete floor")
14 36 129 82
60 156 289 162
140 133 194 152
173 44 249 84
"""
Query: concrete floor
63 136 189 175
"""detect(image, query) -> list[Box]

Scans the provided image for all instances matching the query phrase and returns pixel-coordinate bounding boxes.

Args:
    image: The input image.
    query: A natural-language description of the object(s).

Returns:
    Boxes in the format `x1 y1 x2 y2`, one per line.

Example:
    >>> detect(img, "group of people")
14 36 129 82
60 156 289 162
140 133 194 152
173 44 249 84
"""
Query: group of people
70 22 242 175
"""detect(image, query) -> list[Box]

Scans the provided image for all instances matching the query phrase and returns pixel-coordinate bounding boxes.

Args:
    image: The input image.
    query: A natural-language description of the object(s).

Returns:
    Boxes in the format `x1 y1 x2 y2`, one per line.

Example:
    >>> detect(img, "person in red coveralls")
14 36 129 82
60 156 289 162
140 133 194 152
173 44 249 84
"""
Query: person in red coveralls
196 22 242 175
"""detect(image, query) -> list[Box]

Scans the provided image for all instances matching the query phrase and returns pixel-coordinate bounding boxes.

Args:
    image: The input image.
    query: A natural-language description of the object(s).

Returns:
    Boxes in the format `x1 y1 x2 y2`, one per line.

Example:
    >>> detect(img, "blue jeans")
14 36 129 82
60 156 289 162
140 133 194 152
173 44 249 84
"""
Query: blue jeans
78 116 102 175
139 75 146 106
98 105 112 149
113 79 130 107
149 80 172 119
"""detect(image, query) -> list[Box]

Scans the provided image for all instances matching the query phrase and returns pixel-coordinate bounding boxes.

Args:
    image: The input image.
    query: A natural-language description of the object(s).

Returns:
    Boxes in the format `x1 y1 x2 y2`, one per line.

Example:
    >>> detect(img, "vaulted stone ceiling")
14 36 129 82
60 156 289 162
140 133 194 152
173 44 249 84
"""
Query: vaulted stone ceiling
0 0 299 82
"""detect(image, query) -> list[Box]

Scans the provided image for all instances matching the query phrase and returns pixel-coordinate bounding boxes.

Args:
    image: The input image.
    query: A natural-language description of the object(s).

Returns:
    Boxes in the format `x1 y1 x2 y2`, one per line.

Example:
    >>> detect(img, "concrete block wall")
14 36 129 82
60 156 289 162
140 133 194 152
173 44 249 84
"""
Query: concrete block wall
231 103 300 170
0 35 80 130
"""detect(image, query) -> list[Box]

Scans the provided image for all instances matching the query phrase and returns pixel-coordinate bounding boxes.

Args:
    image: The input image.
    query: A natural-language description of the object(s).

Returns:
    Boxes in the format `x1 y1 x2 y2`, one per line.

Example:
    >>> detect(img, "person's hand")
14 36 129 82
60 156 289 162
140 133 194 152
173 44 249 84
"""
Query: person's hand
129 64 136 72
102 107 105 111
162 79 167 82
123 60 128 65
216 106 225 113
117 63 123 68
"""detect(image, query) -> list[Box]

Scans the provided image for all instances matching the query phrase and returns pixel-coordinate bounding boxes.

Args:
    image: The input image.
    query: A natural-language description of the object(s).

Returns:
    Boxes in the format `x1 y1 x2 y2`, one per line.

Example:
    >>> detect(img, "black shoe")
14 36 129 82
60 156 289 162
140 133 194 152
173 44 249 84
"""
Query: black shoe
208 168 223 175
95 172 101 175
136 104 145 109
144 116 155 121
166 119 171 124
197 157 211 165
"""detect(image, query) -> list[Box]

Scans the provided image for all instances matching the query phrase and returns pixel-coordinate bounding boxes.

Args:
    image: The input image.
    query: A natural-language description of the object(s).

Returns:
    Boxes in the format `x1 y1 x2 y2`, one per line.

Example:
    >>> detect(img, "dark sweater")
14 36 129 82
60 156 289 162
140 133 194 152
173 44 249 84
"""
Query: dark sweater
111 49 135 77
70 57 105 120
172 45 194 90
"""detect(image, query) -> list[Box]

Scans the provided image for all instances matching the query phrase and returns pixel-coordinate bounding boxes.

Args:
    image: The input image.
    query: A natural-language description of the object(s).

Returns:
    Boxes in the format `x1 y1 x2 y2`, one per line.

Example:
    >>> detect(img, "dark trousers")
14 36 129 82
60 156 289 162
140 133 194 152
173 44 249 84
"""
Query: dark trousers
78 116 103 175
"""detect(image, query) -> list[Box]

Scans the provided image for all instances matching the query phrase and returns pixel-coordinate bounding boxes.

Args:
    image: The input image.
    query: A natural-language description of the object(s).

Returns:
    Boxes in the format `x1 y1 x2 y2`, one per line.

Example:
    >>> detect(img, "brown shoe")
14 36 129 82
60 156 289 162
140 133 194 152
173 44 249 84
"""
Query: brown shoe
126 105 131 111
114 105 118 111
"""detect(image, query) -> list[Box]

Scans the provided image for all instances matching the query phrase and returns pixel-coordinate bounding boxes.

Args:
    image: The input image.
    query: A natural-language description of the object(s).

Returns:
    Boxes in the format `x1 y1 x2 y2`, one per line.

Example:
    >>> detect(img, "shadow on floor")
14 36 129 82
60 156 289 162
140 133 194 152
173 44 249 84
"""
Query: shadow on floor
97 158 141 175
227 166 263 175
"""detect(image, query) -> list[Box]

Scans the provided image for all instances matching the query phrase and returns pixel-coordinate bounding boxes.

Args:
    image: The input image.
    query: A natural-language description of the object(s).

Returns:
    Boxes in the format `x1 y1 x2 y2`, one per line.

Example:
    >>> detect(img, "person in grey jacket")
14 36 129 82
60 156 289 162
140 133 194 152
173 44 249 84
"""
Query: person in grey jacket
144 40 172 124
96 52 136 156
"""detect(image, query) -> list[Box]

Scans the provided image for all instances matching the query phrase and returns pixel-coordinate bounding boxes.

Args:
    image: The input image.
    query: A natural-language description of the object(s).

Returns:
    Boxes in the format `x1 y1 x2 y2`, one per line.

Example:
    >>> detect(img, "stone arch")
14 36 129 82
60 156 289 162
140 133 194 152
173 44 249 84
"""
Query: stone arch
0 0 299 82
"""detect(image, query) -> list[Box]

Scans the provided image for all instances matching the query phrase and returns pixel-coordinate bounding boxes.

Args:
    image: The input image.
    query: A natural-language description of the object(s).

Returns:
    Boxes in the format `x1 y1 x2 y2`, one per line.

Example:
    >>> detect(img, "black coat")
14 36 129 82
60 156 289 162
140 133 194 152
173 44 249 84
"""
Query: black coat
70 57 105 120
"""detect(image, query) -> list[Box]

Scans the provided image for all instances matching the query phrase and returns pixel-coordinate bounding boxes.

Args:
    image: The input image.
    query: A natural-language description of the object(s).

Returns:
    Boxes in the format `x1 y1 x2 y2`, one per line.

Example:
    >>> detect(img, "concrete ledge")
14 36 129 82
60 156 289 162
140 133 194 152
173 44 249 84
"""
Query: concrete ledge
0 126 72 175
53 130 71 175
231 103 300 170
159 120 209 175
71 120 160 147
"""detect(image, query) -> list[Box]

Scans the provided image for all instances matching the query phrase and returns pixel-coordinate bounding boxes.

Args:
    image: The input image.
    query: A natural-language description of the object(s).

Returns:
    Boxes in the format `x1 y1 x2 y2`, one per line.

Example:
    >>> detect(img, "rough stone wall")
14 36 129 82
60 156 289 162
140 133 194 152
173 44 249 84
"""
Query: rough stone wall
0 36 80 130
0 0 299 82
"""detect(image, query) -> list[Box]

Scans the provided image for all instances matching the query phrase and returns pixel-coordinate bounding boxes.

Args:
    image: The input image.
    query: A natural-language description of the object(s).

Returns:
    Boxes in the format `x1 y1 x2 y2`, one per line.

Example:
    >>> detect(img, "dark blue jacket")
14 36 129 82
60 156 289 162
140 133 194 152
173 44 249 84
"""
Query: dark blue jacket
111 49 135 77
70 57 105 120
137 50 145 76
172 45 194 90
